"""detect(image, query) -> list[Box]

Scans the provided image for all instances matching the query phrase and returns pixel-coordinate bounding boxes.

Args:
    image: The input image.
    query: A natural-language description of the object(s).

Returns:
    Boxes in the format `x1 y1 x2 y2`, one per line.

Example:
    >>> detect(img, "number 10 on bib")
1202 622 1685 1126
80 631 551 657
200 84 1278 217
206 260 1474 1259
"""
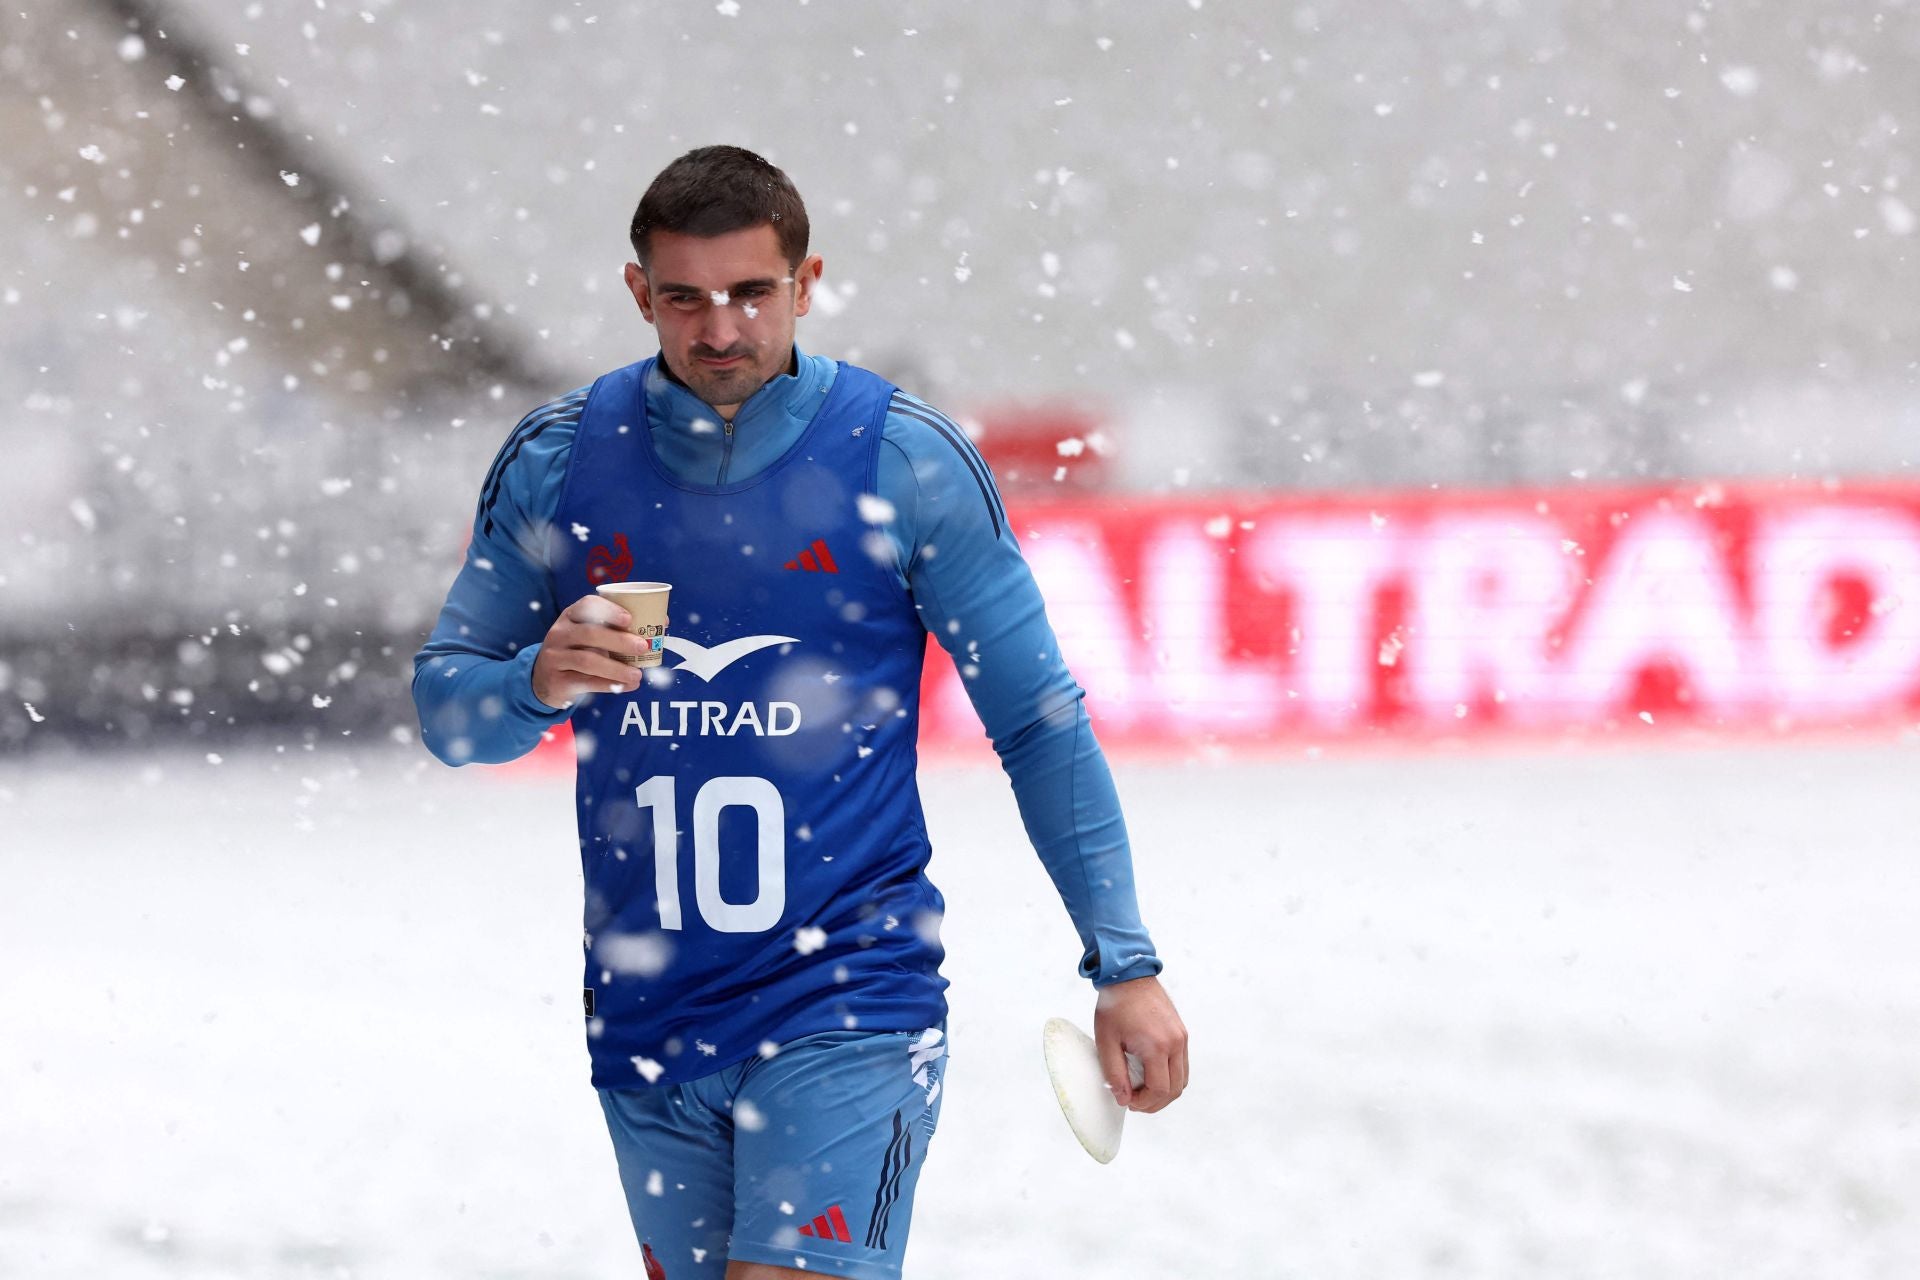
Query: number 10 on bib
632 774 787 933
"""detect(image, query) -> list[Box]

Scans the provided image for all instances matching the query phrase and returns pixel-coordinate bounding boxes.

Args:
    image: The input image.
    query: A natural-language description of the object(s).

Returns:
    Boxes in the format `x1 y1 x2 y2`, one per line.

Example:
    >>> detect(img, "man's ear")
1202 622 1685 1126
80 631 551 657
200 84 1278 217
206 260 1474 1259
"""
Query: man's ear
791 254 824 318
624 261 655 324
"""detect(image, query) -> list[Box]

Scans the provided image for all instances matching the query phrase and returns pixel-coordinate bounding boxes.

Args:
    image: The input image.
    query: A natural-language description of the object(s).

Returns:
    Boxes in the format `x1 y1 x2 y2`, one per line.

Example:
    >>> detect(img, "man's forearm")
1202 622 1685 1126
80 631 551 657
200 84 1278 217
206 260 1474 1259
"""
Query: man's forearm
877 397 1163 984
996 691 1164 986
412 643 569 766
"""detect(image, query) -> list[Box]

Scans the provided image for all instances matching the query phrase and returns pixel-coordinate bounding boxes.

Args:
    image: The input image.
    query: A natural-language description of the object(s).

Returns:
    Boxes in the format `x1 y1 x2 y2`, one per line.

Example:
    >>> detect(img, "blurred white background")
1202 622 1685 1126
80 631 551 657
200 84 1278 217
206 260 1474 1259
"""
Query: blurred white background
4 2 1918 1276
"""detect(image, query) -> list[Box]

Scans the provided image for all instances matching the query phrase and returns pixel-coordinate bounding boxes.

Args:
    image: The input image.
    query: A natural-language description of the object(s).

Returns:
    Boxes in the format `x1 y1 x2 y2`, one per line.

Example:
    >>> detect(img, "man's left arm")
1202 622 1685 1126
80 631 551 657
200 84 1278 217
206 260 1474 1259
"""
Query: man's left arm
877 397 1189 1112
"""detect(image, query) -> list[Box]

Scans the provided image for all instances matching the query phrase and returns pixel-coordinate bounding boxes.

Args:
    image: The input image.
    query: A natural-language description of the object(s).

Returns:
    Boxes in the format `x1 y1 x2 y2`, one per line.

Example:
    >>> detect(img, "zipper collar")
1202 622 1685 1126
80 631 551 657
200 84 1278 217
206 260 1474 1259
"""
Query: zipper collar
643 347 835 487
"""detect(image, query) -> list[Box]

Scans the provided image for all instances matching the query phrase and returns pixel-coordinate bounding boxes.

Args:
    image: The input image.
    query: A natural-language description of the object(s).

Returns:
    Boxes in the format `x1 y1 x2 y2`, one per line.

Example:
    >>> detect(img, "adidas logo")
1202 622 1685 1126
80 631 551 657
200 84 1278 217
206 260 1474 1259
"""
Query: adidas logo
796 1203 853 1244
783 538 839 574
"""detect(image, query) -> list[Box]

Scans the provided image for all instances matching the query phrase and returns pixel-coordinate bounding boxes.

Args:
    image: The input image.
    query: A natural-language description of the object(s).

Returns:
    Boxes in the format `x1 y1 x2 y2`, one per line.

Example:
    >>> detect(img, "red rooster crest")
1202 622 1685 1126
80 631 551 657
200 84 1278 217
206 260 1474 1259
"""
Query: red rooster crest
586 532 634 585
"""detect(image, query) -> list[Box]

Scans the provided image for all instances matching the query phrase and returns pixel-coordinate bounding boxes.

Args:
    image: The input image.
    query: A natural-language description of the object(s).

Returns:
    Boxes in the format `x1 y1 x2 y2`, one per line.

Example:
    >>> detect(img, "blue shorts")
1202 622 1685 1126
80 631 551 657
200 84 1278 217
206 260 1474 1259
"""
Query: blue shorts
598 1025 947 1280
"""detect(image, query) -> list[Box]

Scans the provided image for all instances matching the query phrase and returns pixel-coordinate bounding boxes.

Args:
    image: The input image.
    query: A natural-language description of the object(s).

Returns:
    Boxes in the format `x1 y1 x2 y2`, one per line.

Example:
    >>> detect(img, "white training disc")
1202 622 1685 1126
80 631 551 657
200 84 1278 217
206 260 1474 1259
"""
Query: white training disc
1042 1017 1135 1164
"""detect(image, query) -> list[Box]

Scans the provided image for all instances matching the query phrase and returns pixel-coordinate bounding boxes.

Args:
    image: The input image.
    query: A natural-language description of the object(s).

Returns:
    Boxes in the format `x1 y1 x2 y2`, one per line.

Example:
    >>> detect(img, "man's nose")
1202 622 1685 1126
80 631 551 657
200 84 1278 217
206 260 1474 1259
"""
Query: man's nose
699 303 743 351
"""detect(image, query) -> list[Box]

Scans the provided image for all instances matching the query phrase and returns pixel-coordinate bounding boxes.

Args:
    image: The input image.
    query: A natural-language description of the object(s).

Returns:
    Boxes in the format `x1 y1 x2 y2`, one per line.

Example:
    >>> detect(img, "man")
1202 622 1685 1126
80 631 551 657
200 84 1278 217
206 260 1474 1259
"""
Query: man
413 145 1186 1280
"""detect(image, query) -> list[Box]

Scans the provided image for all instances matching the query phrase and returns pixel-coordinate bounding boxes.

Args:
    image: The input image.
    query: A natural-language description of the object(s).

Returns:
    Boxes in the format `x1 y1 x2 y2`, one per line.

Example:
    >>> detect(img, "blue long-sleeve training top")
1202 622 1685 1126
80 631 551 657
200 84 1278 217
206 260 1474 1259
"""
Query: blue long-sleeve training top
412 348 1162 987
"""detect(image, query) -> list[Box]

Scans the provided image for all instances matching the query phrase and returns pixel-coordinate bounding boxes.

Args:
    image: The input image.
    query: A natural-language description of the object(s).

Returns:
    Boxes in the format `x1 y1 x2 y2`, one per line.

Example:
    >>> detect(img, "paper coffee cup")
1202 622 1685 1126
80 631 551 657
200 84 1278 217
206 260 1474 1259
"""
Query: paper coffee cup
595 581 671 667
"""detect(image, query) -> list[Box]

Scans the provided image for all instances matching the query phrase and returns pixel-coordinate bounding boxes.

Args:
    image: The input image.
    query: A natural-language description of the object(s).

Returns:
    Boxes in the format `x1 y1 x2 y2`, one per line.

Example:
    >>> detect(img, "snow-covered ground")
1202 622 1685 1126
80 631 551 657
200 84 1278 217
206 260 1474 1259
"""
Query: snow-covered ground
3 737 1916 1278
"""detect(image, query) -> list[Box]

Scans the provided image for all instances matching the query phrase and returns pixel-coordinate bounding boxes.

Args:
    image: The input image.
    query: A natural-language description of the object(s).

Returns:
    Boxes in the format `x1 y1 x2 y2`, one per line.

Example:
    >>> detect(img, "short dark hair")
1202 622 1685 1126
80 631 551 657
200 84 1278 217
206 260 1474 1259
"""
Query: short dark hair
629 146 810 267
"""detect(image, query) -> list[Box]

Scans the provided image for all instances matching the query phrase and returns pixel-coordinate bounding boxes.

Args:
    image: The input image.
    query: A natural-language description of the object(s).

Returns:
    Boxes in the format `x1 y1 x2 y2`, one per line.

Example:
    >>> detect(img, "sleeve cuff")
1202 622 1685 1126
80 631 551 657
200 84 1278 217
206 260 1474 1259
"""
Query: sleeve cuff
508 644 575 722
1082 948 1165 988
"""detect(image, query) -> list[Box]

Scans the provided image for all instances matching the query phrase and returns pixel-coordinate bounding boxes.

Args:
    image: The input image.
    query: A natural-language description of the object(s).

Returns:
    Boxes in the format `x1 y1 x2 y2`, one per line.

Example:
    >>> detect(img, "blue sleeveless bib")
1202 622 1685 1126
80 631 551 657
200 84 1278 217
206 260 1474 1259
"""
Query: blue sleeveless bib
552 358 947 1088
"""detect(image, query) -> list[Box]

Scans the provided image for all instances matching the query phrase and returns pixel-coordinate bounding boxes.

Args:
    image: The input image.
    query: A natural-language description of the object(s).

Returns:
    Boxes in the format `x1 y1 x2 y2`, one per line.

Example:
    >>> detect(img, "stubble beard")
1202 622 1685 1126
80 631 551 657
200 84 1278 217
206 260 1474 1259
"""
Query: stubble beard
672 345 779 412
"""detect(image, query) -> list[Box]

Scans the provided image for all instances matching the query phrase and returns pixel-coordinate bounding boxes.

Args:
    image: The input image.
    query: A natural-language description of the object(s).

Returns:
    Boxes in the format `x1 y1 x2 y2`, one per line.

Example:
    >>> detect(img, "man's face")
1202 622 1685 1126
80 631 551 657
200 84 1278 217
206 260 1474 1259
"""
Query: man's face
625 225 821 414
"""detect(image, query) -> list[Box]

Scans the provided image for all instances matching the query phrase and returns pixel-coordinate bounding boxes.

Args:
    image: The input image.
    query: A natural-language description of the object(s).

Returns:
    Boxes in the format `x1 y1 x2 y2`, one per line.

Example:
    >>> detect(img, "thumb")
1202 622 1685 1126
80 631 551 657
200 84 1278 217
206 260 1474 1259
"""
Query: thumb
1096 1029 1132 1108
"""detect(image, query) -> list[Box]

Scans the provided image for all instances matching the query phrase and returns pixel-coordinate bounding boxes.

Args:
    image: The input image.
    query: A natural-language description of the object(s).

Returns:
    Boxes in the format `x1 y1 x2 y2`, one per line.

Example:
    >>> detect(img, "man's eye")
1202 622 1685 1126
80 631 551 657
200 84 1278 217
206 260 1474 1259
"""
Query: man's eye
737 287 772 300
666 295 702 309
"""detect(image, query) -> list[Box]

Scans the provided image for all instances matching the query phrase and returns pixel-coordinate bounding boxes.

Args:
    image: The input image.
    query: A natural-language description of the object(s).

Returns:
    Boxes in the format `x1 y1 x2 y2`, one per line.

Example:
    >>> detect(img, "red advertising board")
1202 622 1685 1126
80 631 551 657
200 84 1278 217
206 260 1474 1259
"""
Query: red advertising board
522 479 1920 768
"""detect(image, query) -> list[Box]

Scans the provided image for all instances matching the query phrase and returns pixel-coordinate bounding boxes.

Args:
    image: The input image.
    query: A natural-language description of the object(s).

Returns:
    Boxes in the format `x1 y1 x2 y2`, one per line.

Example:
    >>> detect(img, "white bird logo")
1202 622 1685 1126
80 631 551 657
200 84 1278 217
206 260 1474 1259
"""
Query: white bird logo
660 634 797 681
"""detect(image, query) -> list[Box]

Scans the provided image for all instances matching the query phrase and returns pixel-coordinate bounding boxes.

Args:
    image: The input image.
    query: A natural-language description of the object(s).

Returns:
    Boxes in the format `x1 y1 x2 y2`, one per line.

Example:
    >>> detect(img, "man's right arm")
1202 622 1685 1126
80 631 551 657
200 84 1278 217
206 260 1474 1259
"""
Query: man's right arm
411 392 586 766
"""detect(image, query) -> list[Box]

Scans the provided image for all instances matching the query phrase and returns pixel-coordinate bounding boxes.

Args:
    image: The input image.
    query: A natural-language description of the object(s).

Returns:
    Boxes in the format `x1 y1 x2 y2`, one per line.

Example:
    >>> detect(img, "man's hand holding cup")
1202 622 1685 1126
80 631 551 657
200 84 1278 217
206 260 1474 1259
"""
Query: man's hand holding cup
531 582 671 710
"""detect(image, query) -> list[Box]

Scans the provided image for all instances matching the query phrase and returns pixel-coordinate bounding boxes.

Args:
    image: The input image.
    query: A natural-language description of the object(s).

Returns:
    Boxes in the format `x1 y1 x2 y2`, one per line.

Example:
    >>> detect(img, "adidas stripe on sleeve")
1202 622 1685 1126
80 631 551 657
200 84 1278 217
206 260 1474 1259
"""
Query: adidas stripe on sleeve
878 394 1163 987
411 389 587 766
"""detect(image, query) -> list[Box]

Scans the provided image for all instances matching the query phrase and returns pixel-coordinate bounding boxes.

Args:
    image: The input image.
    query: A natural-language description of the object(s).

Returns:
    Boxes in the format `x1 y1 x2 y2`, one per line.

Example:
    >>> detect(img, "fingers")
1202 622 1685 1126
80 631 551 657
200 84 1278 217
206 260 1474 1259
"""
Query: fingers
573 626 653 665
565 593 630 628
564 595 667 642
1131 1048 1174 1114
556 596 653 663
1095 1029 1133 1109
535 595 663 706
555 648 645 691
1092 975 1189 1114
535 635 643 703
532 648 640 708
